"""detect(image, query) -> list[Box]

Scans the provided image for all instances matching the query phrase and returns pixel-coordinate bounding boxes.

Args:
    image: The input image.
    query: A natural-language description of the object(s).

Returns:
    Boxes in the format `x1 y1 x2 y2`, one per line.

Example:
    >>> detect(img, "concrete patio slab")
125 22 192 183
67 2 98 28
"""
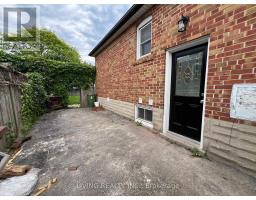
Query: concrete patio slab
14 108 256 195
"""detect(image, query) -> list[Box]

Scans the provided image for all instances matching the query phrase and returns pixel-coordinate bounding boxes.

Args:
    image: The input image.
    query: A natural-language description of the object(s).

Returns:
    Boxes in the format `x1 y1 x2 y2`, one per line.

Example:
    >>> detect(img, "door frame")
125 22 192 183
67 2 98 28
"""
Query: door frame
162 35 210 149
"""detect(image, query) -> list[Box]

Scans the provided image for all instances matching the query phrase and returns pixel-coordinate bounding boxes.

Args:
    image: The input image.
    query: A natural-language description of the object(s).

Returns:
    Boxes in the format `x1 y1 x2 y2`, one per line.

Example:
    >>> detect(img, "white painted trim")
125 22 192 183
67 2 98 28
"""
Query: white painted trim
163 50 172 134
200 37 211 149
135 118 154 129
137 16 152 59
162 35 210 149
138 15 152 29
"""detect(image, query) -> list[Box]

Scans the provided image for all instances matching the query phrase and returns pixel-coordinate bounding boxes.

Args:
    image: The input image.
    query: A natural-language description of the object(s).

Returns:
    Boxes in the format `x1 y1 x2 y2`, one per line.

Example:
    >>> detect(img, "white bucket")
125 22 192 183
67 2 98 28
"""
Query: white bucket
94 102 99 107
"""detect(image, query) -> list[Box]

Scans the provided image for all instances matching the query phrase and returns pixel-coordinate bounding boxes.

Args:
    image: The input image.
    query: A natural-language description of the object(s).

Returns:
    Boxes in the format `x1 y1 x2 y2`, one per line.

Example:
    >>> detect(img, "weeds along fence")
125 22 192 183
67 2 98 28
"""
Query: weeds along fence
0 63 26 139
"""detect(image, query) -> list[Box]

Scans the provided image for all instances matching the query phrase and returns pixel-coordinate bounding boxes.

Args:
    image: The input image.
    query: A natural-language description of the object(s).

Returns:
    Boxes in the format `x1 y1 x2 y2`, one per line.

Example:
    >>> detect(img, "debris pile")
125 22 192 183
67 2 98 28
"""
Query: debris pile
0 148 30 179
0 168 40 196
0 135 58 196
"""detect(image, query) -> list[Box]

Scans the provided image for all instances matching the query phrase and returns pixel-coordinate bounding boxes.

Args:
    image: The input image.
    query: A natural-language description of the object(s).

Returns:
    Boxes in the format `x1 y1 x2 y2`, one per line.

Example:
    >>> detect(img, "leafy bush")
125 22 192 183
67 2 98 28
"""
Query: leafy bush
0 50 95 91
21 72 48 133
0 50 95 134
5 130 17 149
0 50 95 108
4 122 17 149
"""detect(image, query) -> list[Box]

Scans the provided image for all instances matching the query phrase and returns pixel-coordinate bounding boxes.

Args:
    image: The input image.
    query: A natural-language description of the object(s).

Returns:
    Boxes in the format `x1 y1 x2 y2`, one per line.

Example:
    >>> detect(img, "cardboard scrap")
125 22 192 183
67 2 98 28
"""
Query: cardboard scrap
0 165 32 179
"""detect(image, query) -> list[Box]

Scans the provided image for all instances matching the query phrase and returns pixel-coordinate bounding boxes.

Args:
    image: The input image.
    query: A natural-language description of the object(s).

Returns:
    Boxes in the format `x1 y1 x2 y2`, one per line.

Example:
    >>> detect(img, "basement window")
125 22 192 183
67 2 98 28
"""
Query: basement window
145 109 153 122
137 16 152 59
136 105 153 128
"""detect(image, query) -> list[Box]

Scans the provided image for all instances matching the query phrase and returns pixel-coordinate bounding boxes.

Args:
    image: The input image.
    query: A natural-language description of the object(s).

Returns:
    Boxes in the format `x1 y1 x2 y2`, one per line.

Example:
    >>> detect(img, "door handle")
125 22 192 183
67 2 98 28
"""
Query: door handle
200 100 204 104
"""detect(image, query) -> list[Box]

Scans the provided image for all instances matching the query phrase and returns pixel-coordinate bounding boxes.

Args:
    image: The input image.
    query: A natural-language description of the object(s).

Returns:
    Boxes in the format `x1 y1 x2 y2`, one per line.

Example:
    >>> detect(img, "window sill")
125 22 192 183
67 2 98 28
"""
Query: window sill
133 53 153 66
135 118 153 129
138 52 151 59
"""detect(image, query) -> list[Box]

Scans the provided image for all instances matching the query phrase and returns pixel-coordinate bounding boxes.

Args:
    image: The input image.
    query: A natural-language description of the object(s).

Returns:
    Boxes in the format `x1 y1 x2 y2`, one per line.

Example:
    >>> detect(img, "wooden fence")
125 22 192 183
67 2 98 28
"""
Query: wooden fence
0 63 26 142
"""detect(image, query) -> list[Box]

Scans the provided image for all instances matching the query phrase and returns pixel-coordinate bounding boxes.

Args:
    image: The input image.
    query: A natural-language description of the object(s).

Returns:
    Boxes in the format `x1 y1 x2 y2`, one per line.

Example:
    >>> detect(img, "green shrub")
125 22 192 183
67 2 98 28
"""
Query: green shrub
5 131 16 149
0 50 96 134
4 122 17 149
0 50 96 91
0 50 95 106
21 72 48 134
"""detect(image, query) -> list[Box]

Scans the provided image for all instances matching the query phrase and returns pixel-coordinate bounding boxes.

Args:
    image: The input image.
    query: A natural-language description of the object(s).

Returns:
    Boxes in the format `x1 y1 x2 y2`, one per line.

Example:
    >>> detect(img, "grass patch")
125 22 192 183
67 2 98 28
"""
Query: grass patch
136 121 143 126
191 148 207 158
68 95 80 105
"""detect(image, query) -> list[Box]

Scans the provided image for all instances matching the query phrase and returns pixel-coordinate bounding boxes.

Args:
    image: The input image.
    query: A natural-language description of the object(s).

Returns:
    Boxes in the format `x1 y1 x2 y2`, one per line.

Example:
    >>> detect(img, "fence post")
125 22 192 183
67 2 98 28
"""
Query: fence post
80 89 87 108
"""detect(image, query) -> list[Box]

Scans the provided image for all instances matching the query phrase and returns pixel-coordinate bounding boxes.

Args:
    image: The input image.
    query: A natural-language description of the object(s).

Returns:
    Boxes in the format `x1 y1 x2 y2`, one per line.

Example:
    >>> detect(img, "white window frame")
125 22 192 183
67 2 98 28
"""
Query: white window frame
135 104 153 129
137 16 152 59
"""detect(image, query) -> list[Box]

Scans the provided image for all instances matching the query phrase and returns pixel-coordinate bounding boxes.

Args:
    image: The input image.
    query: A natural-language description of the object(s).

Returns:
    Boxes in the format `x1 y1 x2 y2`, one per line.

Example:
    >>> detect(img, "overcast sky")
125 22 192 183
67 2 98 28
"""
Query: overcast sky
1 4 131 64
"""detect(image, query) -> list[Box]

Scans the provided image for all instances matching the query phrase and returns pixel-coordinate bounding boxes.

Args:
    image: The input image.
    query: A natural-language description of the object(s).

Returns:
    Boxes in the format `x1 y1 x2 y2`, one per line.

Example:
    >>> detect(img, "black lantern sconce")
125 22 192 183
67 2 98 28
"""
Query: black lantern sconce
178 15 189 32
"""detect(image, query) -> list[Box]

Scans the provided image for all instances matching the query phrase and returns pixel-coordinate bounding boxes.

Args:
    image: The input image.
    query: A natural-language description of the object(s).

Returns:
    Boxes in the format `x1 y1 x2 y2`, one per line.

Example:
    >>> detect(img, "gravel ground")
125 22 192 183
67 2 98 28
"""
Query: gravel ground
15 108 256 195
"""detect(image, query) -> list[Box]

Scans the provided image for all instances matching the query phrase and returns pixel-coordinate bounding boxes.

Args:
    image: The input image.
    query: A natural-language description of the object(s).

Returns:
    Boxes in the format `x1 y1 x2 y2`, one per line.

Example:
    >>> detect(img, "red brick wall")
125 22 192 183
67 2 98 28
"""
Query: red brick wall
95 4 256 125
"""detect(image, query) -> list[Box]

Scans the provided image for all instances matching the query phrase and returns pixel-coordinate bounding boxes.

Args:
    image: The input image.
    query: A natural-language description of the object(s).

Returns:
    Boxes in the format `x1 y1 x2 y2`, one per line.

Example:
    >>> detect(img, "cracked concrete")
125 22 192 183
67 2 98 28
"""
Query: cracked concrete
15 108 256 195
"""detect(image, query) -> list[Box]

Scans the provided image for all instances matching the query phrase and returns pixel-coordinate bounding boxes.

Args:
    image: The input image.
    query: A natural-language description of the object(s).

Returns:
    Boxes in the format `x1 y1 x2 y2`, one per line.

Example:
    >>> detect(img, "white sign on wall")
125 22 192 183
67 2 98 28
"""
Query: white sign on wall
230 84 256 121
